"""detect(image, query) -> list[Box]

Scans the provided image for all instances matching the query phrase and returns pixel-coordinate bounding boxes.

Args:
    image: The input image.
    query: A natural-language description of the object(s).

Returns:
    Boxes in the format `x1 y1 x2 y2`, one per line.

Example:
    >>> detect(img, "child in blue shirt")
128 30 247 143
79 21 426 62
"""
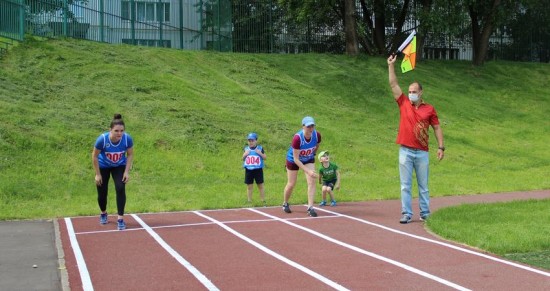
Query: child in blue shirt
242 132 267 205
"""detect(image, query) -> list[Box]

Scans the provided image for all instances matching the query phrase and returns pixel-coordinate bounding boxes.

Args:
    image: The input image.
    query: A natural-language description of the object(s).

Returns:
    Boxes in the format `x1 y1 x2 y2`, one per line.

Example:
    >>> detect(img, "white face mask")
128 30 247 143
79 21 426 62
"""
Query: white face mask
408 94 419 103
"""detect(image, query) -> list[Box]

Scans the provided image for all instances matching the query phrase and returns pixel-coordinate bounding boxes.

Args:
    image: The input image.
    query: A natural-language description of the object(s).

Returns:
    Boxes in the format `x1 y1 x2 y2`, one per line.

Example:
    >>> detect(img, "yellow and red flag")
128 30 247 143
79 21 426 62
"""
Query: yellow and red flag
397 31 416 73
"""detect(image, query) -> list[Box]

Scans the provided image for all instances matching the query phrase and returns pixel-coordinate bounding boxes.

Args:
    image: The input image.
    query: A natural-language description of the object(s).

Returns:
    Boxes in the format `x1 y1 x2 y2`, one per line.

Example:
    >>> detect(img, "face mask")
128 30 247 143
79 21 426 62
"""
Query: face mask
408 94 419 103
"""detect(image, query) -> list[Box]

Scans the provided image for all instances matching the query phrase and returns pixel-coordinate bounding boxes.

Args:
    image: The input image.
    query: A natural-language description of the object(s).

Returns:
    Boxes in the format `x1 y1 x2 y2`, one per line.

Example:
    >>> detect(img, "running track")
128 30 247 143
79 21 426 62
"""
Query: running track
58 191 550 290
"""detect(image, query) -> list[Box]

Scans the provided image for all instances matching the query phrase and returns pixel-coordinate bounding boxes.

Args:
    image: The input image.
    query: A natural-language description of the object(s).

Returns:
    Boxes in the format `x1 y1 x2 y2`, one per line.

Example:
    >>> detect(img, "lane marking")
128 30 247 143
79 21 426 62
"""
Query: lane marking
249 208 470 291
73 216 335 235
316 207 550 278
130 214 220 291
64 218 94 291
194 211 350 291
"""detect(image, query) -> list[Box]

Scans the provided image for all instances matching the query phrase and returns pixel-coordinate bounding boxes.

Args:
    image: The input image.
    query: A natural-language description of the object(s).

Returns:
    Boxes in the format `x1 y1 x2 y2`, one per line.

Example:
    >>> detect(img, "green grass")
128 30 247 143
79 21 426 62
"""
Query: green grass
427 199 550 270
1 37 549 217
0 38 549 269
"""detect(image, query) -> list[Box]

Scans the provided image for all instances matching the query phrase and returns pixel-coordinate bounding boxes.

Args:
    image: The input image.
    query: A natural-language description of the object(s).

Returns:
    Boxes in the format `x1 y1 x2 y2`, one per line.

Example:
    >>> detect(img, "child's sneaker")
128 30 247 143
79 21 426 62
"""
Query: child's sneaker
117 219 126 230
319 200 327 206
330 200 337 206
282 203 291 213
307 207 318 217
99 213 108 225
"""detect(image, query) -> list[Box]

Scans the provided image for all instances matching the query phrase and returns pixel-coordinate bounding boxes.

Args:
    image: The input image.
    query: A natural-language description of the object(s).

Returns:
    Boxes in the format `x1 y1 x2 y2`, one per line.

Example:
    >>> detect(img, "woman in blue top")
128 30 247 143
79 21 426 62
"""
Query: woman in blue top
282 116 321 217
92 114 134 230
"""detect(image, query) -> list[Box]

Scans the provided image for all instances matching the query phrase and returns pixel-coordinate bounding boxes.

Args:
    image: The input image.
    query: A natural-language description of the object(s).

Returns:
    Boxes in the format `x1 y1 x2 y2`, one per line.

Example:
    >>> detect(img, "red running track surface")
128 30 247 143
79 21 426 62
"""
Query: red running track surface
59 191 550 290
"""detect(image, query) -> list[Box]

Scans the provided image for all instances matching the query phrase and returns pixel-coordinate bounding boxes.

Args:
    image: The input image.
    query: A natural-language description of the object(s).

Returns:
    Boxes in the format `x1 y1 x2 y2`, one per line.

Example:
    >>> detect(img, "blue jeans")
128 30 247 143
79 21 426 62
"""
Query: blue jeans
399 146 430 218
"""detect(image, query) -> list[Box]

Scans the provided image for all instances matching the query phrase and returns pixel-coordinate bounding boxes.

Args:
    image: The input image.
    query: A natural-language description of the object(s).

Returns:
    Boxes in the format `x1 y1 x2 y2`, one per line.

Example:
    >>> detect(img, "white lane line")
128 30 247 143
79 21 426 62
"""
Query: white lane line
74 216 336 235
316 207 550 278
193 211 350 291
249 208 471 291
130 214 220 291
64 218 94 291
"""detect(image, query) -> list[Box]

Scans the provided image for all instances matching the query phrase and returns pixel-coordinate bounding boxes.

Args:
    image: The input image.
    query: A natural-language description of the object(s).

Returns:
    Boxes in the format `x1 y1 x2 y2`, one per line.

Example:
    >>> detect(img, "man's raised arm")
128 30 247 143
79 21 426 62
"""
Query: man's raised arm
387 55 403 101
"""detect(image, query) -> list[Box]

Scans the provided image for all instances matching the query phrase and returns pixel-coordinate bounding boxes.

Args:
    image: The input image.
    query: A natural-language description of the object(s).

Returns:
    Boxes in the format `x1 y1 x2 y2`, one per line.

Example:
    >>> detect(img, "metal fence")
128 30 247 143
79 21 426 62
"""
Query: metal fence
1 0 548 62
0 0 226 50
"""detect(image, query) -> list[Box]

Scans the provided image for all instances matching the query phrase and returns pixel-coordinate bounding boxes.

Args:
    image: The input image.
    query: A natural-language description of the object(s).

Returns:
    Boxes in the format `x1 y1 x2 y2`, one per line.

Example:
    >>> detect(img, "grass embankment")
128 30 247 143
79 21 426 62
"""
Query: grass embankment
0 38 549 269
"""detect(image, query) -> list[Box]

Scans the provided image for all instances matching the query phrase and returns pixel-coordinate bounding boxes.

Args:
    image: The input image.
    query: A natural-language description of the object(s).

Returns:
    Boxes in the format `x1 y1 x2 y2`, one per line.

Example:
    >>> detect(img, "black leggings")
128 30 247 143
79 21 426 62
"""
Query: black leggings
97 166 126 216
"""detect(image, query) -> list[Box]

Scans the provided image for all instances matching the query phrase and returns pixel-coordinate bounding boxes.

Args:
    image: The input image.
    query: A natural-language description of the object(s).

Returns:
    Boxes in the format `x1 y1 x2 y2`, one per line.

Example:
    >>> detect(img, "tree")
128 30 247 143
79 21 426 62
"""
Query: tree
344 0 359 55
279 0 347 53
24 0 89 37
465 0 521 65
356 0 411 56
414 0 468 62
25 0 87 18
466 0 502 65
503 0 550 62
231 0 282 53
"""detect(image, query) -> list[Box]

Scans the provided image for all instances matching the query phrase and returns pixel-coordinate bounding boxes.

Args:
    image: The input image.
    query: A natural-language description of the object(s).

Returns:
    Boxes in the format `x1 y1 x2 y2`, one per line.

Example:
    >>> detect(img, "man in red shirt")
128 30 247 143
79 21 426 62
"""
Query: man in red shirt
387 55 445 224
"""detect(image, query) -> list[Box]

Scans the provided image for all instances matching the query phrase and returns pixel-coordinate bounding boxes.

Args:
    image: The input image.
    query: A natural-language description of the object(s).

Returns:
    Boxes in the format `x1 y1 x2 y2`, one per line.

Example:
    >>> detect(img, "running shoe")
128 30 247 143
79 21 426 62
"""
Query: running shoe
330 200 337 207
319 200 327 206
99 213 108 225
307 207 318 217
282 203 291 213
399 214 411 224
117 219 126 230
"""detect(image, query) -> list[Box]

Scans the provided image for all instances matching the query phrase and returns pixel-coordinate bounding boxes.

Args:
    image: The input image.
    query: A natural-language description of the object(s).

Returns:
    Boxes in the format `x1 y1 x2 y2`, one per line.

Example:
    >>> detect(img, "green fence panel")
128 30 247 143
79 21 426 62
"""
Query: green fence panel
0 0 25 41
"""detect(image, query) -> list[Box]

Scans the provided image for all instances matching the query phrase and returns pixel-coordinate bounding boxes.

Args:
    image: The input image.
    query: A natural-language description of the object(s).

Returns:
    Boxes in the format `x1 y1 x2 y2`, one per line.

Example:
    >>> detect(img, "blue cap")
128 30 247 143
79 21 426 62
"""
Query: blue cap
247 132 258 140
302 116 315 126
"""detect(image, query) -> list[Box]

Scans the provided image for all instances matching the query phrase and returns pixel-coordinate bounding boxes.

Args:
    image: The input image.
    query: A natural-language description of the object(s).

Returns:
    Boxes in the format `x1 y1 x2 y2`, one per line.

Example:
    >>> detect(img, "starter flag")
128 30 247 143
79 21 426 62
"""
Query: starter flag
397 30 416 73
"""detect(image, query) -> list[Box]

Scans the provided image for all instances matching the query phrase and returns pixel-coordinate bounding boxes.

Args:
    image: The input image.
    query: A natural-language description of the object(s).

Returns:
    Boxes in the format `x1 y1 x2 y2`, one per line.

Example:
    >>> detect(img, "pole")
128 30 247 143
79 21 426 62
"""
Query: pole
179 0 184 49
158 0 163 47
99 0 104 42
131 0 136 45
63 0 68 37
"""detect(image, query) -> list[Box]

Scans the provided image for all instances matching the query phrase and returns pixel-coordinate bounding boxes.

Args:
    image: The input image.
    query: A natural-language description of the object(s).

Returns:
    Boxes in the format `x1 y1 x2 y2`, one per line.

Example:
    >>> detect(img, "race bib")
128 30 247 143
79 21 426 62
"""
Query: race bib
105 151 125 163
244 155 261 166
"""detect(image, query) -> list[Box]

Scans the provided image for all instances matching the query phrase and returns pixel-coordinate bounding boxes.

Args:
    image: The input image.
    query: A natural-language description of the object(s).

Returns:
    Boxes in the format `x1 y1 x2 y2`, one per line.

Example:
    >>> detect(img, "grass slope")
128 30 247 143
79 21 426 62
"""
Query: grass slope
0 38 549 220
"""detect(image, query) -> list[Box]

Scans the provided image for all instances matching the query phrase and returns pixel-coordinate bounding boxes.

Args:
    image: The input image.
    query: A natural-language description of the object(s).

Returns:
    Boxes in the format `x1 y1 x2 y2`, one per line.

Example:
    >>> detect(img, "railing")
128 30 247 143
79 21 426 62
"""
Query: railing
0 0 25 41
0 0 219 50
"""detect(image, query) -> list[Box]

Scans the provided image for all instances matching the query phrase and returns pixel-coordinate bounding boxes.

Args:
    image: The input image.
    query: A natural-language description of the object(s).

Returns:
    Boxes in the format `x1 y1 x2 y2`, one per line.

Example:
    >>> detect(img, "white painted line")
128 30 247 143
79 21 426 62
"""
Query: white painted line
130 214 220 291
316 207 550 278
249 208 471 291
194 211 351 291
74 216 336 235
64 218 94 291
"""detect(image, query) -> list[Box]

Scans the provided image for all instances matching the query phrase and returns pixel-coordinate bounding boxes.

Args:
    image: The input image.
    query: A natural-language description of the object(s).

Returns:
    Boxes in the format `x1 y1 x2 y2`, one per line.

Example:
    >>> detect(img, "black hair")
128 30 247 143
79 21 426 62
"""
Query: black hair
110 113 125 129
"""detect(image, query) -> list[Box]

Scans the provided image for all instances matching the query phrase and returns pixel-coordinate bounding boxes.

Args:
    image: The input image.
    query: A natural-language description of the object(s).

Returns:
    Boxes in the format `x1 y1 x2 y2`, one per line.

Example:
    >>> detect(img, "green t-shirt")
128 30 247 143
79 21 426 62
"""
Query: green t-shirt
319 162 339 182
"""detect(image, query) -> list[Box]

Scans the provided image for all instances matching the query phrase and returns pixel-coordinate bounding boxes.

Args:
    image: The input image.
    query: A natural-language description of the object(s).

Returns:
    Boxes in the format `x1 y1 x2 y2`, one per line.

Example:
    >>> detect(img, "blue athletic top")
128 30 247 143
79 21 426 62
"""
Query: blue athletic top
94 132 133 169
286 130 318 163
243 145 265 170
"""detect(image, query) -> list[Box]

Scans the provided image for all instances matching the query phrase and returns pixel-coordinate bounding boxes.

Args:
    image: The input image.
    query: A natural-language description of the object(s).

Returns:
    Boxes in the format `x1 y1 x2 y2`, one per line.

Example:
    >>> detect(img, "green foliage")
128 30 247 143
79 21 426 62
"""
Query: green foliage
25 0 88 20
0 38 549 221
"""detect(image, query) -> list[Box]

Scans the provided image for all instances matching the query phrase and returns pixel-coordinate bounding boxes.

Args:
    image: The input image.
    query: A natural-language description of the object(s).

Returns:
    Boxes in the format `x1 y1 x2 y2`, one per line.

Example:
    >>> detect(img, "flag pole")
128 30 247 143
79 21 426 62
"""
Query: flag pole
397 30 416 53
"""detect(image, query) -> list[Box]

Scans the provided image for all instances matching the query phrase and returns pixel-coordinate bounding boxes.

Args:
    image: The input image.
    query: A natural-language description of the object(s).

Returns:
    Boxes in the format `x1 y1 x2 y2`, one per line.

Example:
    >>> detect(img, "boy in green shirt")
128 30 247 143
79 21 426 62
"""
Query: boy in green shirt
317 151 340 206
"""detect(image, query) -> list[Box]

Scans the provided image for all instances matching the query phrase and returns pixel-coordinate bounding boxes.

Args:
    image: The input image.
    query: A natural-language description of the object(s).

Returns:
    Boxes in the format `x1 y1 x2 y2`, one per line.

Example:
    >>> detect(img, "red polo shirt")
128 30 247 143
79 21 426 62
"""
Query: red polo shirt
396 93 440 151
